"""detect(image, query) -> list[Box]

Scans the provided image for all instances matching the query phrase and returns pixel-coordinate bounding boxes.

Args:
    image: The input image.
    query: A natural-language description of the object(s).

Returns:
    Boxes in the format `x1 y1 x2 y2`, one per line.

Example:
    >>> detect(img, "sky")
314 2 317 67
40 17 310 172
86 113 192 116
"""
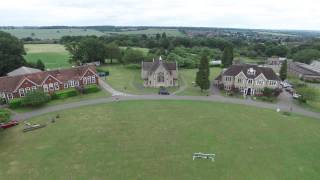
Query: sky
1 0 320 30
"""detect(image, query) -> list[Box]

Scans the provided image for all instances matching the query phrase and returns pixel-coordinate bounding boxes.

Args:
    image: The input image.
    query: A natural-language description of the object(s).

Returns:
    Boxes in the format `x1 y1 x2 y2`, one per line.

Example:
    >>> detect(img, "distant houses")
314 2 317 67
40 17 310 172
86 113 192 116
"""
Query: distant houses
0 65 99 101
141 56 178 87
214 64 281 96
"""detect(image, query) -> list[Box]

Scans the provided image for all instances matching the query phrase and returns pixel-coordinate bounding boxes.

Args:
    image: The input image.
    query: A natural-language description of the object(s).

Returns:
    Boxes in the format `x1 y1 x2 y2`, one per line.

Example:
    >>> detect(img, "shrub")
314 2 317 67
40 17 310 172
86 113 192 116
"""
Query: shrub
0 109 11 123
8 98 23 109
296 86 319 103
51 88 78 100
263 87 274 97
258 96 275 102
83 85 101 94
282 112 291 116
22 90 51 107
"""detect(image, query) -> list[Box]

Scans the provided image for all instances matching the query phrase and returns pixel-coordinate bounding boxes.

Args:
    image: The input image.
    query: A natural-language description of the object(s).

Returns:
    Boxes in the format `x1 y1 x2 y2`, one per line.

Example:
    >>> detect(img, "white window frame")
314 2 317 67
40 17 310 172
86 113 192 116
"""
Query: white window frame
54 82 60 90
91 76 96 83
49 83 54 91
256 80 264 86
19 88 25 97
75 81 80 86
64 83 69 89
25 87 31 94
83 77 87 85
247 79 253 84
7 93 13 100
43 84 49 92
69 80 75 87
32 86 37 91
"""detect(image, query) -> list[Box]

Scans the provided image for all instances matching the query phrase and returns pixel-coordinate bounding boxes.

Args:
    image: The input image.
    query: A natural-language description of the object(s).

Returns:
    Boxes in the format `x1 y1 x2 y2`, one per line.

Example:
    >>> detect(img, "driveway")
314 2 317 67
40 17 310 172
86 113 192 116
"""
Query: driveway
98 78 132 96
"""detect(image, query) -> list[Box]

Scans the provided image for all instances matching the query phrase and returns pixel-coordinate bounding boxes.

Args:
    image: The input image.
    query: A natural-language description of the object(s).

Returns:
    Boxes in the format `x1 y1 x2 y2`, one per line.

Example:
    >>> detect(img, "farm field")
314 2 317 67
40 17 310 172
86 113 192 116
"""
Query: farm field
0 100 319 179
2 28 104 39
107 28 185 37
24 44 71 69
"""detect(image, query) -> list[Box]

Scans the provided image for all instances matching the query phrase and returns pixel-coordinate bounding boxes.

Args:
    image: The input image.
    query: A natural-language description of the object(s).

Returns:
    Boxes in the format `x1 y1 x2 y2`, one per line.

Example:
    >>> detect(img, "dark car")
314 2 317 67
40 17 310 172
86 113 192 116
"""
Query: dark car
159 87 170 95
0 120 19 129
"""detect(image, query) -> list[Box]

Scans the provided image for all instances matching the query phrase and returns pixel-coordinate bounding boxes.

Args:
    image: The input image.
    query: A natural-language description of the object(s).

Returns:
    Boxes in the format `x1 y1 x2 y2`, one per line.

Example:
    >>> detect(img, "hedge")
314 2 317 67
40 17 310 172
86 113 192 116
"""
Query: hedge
8 98 23 109
51 88 78 100
0 109 11 123
83 84 101 94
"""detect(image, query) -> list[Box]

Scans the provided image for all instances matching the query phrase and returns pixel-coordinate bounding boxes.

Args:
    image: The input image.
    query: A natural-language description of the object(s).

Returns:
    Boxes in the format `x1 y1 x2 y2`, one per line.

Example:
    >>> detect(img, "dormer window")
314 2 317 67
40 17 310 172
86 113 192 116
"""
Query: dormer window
247 68 256 76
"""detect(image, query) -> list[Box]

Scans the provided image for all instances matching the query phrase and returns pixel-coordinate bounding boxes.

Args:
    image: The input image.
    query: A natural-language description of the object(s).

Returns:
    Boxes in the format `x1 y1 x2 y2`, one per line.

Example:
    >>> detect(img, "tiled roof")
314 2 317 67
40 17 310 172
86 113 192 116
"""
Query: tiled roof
142 57 177 73
7 66 42 76
0 65 96 93
222 64 280 80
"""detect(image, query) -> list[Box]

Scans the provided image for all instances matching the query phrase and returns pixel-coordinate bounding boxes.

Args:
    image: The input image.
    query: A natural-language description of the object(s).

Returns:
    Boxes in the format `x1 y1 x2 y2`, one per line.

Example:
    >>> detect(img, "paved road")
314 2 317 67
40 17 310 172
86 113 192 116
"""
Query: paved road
14 93 320 121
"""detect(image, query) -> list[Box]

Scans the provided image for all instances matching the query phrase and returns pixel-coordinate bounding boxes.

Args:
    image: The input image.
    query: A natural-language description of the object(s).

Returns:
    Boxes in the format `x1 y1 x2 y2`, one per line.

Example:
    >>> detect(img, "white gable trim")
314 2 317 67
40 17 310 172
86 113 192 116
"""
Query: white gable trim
80 68 98 80
254 73 267 81
13 77 38 92
41 74 62 86
235 71 247 79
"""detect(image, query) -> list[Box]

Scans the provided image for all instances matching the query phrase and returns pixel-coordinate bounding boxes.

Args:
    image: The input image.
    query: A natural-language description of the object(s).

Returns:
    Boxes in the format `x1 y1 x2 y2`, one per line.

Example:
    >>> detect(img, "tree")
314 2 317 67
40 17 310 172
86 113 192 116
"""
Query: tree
222 45 233 68
196 55 210 91
36 59 45 71
65 37 107 64
156 33 161 41
161 32 167 39
279 60 287 81
293 49 320 64
22 89 51 107
105 42 121 64
0 31 26 76
265 45 288 57
296 86 319 103
122 48 145 64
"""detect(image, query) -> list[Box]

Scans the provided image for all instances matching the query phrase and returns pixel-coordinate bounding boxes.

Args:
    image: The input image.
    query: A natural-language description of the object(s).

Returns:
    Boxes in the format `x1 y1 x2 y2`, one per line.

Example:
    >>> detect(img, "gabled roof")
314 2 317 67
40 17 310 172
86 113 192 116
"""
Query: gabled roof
0 65 97 93
142 57 177 73
222 64 280 81
7 66 42 76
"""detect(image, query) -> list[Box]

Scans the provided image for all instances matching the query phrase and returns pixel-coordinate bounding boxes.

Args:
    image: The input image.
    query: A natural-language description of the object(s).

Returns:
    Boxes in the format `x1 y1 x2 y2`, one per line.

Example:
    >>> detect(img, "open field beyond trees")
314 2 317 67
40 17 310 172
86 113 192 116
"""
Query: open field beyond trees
1 100 319 179
24 44 71 69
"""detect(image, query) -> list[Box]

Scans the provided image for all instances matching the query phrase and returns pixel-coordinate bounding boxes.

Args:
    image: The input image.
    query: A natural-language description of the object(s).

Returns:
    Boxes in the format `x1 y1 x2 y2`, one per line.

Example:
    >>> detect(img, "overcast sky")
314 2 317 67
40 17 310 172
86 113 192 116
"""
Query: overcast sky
1 0 320 30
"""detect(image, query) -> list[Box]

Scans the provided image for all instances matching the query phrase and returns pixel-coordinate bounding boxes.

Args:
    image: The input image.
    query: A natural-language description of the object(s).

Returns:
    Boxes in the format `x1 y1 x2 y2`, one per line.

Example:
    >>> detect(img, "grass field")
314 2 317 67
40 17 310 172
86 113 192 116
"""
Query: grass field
1 100 319 179
177 67 221 96
107 28 185 37
24 44 71 69
2 28 104 39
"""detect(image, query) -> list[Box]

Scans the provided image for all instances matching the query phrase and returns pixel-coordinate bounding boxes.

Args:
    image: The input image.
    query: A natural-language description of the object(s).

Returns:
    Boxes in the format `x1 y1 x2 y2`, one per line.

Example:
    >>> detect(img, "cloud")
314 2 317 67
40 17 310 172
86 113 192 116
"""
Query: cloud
0 0 319 30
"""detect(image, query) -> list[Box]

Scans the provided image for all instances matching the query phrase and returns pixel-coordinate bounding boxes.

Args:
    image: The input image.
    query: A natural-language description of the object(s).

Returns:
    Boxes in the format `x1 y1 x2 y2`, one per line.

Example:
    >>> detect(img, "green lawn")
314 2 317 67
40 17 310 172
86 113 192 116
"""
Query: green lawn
1 100 320 179
2 28 104 39
177 67 221 96
24 44 71 69
99 65 180 95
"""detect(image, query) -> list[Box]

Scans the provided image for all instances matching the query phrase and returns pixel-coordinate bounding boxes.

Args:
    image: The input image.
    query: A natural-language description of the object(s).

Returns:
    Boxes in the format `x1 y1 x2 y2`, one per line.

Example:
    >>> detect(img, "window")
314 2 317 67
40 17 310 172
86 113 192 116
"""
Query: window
43 84 48 92
83 77 87 85
91 76 96 83
256 80 264 85
25 87 31 94
268 80 277 86
247 79 253 84
225 76 232 81
158 72 164 83
49 83 54 91
237 78 243 83
87 76 92 84
7 93 13 100
32 86 37 91
64 83 69 89
54 82 59 90
75 81 80 87
19 88 25 97
69 80 75 87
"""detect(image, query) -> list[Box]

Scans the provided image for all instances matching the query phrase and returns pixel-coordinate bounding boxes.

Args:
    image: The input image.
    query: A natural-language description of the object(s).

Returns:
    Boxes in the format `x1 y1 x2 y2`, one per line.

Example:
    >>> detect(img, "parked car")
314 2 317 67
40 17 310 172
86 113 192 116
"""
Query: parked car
285 87 294 94
281 81 293 88
159 87 170 95
293 93 302 99
0 120 19 129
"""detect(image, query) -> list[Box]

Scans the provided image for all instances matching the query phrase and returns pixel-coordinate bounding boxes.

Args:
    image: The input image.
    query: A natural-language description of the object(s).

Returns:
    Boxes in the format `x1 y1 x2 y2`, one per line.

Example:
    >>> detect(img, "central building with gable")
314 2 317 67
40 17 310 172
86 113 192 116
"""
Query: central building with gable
141 56 178 87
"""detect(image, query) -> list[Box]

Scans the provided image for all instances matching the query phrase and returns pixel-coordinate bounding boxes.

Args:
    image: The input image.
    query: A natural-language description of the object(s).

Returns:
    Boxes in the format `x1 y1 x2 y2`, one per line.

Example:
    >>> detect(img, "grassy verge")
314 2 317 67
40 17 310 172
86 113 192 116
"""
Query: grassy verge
0 100 319 179
177 67 221 96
